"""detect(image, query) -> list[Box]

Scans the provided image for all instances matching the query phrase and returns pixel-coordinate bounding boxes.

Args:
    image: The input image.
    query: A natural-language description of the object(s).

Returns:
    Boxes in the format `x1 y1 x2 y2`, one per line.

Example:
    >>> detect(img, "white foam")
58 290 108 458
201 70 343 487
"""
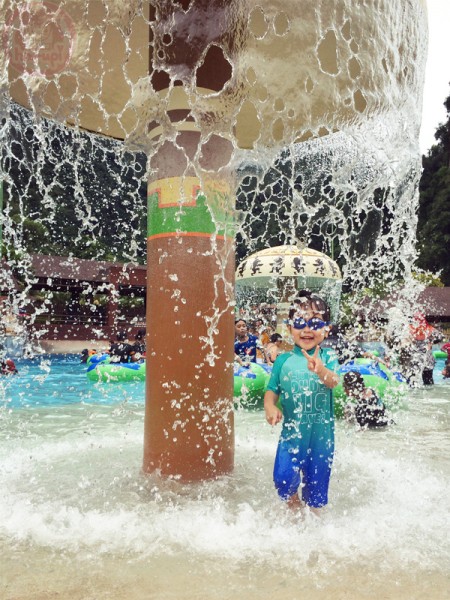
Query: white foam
1 389 449 575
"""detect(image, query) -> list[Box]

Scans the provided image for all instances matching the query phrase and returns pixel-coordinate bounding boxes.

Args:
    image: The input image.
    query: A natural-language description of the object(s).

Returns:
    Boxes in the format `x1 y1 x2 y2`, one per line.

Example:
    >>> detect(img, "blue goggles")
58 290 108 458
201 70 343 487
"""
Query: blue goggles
292 317 328 330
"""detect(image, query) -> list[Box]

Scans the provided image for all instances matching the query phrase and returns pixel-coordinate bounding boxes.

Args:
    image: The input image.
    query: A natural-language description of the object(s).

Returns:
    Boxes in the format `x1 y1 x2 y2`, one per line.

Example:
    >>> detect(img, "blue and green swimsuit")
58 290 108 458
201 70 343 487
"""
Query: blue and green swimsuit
267 345 337 508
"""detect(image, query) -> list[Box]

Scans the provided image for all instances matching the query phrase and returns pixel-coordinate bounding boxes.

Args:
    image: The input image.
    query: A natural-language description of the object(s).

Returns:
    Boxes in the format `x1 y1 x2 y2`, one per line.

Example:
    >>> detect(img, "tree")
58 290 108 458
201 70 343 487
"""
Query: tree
417 87 450 285
2 104 148 265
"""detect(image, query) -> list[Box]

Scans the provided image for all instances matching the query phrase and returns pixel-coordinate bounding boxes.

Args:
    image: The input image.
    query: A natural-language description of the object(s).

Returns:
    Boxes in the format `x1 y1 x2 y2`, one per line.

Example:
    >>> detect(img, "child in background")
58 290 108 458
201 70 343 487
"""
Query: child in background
342 371 389 427
264 333 283 366
234 319 260 365
130 329 146 362
264 291 338 515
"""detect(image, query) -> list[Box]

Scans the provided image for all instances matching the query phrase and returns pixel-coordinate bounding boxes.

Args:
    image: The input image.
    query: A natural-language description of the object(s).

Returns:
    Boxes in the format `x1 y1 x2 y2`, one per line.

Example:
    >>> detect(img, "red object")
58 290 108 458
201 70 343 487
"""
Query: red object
409 312 434 341
1 359 18 375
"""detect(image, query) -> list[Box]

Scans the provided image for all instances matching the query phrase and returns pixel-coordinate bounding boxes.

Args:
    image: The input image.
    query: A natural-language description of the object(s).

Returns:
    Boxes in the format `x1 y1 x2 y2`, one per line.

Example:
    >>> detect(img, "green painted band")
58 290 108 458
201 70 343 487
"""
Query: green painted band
147 190 234 237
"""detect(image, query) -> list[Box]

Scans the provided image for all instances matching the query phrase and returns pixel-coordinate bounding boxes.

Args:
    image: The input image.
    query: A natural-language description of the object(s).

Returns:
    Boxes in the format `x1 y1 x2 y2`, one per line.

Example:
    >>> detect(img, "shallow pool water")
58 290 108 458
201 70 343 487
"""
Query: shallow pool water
1 356 449 599
0 355 145 409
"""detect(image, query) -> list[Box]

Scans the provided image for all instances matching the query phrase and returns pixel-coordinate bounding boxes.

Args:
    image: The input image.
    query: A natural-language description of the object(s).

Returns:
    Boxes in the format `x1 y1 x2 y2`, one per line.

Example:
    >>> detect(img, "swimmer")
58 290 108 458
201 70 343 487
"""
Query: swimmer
1 358 18 375
343 371 389 428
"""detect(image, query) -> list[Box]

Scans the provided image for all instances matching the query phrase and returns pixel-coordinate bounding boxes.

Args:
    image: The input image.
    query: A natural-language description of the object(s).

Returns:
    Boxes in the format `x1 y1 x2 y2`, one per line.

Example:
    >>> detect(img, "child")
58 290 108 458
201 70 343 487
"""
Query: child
264 333 283 366
342 371 389 427
109 331 133 363
264 291 338 515
130 329 146 362
234 319 261 365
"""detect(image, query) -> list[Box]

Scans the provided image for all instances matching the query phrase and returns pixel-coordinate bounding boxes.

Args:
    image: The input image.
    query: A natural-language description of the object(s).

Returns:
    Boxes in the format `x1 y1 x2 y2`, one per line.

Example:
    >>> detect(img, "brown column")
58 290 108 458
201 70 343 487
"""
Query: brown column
143 1 239 481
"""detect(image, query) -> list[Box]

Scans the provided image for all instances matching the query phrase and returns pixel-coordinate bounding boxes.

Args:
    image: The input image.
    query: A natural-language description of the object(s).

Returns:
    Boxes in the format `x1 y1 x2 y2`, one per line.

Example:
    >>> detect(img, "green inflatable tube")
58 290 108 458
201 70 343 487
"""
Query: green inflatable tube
86 355 145 382
86 355 272 404
233 363 272 410
433 350 448 360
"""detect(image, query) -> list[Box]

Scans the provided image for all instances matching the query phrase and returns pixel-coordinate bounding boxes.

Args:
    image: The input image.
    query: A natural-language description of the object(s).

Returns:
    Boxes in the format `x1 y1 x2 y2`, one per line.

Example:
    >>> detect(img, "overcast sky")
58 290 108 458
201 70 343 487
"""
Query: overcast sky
419 0 450 154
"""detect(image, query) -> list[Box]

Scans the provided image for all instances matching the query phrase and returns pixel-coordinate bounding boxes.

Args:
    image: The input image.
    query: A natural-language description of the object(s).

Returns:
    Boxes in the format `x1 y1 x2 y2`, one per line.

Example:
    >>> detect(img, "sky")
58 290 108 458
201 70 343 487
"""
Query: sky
419 0 450 154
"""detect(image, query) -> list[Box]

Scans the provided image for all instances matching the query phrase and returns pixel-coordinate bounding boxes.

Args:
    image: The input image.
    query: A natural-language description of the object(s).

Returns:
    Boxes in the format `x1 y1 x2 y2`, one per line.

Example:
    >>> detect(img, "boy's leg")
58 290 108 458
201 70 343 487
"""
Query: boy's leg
301 427 334 509
273 442 301 501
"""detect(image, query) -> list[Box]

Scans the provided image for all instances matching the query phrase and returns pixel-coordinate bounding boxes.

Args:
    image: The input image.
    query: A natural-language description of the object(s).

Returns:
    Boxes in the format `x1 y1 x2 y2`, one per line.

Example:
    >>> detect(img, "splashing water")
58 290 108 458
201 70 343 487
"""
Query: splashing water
1 356 449 598
1 1 447 598
0 0 429 346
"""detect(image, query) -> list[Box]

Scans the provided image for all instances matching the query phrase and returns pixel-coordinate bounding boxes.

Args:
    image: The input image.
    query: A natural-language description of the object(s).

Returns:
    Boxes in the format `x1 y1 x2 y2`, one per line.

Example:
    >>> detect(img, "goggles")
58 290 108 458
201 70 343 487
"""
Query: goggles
291 317 328 330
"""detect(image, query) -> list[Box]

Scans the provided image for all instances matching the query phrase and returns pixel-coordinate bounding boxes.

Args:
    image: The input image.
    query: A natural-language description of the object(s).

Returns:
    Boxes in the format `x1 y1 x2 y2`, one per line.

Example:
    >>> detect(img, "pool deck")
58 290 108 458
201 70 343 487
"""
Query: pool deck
38 339 110 355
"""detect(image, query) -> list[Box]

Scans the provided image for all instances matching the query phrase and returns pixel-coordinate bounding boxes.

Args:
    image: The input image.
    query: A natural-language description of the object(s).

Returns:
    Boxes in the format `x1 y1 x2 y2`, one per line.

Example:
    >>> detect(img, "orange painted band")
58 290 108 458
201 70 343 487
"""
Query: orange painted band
147 232 232 241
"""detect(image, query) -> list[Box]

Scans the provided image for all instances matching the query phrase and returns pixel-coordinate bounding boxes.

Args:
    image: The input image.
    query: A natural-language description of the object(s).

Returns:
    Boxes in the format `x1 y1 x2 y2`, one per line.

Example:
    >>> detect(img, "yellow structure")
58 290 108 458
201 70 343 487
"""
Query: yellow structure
236 245 342 327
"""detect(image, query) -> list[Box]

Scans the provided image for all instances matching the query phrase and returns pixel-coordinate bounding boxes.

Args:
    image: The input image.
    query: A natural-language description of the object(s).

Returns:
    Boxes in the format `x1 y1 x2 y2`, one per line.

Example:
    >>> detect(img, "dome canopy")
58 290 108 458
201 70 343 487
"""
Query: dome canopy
235 245 342 320
236 245 341 284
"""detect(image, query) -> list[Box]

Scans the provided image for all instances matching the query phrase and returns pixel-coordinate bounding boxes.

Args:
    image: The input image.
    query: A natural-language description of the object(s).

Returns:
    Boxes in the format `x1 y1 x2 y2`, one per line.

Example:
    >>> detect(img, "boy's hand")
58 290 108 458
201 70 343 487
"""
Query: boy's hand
264 390 283 425
265 404 283 426
301 346 324 373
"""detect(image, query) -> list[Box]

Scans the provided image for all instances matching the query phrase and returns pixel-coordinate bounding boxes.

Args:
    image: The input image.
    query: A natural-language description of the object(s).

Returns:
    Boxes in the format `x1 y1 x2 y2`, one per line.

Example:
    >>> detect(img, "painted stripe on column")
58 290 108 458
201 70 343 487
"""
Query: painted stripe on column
148 176 234 239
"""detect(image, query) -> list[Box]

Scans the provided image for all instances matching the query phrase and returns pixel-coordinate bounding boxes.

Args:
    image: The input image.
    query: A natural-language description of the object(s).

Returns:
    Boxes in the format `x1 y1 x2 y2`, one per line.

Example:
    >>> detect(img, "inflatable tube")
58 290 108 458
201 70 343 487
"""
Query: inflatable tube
333 359 406 418
86 354 145 382
86 354 272 402
233 363 272 409
433 350 448 360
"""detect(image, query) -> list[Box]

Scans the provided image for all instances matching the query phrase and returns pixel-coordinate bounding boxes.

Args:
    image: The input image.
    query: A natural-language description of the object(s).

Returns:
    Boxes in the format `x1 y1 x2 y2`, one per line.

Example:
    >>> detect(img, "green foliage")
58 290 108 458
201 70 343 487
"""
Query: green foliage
417 88 450 285
411 270 444 288
2 104 147 265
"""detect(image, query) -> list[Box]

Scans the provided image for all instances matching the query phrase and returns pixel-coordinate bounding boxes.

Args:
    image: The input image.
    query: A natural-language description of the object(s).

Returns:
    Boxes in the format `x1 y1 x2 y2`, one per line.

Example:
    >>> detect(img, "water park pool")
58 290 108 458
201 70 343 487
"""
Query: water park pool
1 355 449 599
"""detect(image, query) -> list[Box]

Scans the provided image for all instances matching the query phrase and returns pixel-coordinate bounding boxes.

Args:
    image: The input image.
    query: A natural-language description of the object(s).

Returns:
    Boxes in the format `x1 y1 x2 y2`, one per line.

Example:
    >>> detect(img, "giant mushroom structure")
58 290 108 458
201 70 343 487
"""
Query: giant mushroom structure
2 0 428 481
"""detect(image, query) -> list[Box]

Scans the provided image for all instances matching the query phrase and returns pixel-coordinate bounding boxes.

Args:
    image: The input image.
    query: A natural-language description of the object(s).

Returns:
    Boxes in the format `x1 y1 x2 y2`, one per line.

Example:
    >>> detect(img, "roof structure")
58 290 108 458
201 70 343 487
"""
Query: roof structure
417 287 450 319
28 254 146 289
358 287 450 322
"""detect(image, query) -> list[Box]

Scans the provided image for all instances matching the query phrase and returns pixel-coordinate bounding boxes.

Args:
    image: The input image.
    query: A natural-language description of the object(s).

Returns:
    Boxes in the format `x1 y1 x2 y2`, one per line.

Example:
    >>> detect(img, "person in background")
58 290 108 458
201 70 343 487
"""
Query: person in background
259 324 274 348
407 333 436 386
130 329 146 362
109 331 133 363
442 360 450 379
342 370 389 428
80 348 97 364
264 333 283 366
234 319 260 365
441 341 450 360
1 358 18 375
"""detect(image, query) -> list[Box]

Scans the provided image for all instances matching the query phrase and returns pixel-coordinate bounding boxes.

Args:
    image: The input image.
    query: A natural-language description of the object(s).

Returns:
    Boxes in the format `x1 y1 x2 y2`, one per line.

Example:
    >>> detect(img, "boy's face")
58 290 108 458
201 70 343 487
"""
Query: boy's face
289 305 328 351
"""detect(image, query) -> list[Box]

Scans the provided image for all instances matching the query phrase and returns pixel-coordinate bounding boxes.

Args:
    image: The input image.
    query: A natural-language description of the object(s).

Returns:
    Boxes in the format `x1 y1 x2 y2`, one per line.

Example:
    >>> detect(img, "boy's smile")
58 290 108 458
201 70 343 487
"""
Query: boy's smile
291 326 326 351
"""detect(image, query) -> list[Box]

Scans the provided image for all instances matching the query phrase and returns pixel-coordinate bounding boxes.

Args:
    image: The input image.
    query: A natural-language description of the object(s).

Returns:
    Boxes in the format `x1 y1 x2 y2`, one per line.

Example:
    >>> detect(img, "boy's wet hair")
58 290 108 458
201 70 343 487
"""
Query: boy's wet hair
288 290 330 322
343 371 365 390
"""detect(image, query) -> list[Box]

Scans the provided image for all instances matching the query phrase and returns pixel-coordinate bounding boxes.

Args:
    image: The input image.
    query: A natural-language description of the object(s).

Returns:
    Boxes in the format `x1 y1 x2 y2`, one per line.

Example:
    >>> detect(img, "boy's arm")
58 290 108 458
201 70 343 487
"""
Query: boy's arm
264 390 283 425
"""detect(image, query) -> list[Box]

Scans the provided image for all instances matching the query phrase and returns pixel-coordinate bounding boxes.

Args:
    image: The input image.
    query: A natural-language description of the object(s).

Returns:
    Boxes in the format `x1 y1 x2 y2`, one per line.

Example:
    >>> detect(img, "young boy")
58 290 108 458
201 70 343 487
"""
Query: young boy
264 291 338 514
342 371 389 427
